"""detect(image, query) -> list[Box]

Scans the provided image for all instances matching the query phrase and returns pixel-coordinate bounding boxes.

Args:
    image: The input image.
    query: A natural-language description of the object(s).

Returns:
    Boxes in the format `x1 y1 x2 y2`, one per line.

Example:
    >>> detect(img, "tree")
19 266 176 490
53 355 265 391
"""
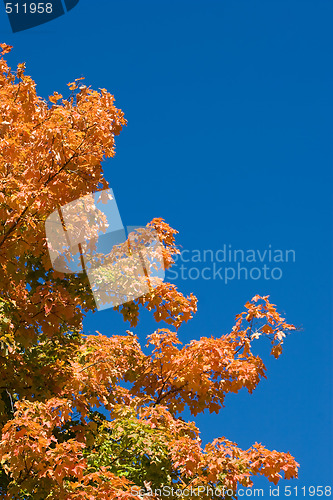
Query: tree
0 43 299 499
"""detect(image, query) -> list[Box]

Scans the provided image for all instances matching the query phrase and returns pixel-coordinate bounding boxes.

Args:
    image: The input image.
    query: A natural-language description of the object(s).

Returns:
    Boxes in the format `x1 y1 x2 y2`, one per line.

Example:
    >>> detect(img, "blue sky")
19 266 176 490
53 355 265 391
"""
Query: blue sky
1 0 332 494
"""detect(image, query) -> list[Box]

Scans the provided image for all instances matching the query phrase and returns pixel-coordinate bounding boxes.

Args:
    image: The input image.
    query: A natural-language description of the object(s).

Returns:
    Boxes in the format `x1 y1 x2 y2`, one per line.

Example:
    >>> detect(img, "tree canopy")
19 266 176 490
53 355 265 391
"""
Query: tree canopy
0 43 299 499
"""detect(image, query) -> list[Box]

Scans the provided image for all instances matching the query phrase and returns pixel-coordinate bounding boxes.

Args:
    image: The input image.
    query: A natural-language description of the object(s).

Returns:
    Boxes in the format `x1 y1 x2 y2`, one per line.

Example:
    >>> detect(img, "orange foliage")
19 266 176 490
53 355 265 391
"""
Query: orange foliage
0 44 299 499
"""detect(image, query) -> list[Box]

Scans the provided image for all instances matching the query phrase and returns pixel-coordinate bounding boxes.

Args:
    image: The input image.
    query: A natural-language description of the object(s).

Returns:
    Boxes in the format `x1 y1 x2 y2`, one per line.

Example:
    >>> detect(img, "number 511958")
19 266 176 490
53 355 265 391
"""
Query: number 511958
5 3 53 14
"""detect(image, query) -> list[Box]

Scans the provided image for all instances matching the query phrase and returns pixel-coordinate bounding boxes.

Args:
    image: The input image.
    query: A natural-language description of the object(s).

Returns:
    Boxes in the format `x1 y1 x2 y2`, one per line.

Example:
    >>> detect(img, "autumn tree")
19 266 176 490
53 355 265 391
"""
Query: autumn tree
0 44 299 499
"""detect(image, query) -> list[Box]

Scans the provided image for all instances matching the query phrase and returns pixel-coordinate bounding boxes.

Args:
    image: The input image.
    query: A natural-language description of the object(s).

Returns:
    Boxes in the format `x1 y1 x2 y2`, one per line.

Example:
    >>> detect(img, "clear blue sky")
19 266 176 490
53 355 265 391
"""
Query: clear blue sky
1 0 332 494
